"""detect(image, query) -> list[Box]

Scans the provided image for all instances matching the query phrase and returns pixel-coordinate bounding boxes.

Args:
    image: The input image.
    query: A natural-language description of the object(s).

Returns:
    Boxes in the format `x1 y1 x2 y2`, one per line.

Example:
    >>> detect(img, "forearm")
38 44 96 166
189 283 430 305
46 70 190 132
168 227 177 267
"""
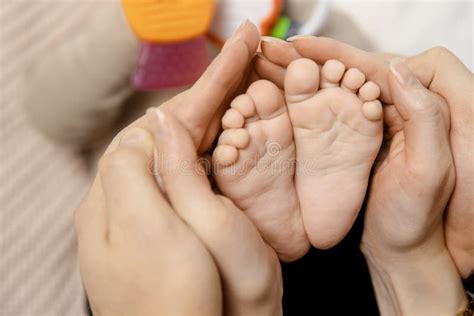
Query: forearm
362 243 467 315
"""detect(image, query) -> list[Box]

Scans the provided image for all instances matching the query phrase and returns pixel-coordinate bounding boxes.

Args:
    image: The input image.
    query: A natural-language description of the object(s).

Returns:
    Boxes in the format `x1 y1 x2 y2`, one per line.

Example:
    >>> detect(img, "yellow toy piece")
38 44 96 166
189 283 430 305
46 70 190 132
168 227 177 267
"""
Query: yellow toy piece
121 0 214 43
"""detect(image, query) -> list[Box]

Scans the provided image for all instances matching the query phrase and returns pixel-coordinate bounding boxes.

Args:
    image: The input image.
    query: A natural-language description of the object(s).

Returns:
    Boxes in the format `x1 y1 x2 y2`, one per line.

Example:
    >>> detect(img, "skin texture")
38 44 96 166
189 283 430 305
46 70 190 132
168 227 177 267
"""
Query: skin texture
75 26 469 314
149 110 282 316
283 58 383 249
213 57 383 258
213 80 308 262
361 59 466 315
75 21 283 316
75 127 222 316
256 36 474 278
213 57 384 258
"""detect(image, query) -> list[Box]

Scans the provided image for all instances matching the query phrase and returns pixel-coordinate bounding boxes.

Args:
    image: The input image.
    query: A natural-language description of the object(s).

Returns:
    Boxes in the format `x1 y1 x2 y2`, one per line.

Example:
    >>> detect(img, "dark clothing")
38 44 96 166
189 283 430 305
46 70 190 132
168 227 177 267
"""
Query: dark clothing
282 210 379 315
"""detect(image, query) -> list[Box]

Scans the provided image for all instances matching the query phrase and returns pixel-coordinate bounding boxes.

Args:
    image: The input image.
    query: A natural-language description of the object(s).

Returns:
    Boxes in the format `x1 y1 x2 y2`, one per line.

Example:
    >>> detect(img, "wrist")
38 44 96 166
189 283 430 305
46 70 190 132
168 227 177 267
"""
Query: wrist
362 242 467 315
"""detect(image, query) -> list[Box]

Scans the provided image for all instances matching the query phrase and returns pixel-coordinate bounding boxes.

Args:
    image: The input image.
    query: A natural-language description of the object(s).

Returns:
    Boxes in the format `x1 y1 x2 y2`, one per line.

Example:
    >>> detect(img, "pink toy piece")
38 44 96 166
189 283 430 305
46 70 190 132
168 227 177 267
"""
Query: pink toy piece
132 36 209 90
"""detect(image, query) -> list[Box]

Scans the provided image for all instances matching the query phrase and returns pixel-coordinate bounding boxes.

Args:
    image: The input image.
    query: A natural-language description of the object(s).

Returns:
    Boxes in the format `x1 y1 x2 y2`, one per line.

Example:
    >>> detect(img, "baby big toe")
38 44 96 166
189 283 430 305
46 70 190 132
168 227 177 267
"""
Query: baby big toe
284 58 320 104
246 80 286 119
320 59 346 88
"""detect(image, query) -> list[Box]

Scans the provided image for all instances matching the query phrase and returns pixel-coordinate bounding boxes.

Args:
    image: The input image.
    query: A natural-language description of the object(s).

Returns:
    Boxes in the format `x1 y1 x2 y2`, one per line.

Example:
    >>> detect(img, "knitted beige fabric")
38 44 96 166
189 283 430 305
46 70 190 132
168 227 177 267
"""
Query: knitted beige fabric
0 1 94 315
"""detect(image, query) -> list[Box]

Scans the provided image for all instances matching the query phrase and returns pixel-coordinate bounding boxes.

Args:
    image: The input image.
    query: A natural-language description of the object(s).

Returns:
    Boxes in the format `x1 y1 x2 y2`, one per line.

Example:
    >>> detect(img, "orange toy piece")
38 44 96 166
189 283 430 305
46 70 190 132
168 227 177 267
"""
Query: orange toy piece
121 0 214 43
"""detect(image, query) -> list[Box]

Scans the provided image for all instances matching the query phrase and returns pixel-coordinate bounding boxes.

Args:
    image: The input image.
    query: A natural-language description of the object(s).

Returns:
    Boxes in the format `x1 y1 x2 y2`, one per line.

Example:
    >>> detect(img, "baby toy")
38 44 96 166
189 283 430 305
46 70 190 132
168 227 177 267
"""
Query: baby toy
122 0 329 91
121 0 215 90
23 0 331 150
272 0 330 39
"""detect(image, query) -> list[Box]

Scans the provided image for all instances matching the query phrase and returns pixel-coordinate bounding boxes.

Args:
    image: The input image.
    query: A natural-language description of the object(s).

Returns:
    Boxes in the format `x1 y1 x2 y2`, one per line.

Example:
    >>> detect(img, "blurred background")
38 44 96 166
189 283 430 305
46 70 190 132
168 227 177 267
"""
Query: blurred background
0 0 472 315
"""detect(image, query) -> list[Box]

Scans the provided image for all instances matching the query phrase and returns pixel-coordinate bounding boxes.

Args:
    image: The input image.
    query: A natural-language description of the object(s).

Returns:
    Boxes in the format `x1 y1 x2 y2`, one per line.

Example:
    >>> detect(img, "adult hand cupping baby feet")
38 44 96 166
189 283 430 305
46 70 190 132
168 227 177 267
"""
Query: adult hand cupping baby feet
361 59 467 315
149 109 283 316
76 110 283 316
258 37 474 278
75 22 284 315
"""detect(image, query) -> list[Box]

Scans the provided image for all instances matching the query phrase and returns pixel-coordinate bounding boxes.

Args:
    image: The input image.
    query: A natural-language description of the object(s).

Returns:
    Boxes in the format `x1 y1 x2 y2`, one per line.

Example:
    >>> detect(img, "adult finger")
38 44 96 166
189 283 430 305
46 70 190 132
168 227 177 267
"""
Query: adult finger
161 21 260 142
260 36 302 67
147 109 223 233
103 22 259 154
254 53 287 89
148 108 279 311
99 127 178 241
74 177 107 249
75 112 136 246
406 47 473 132
388 59 452 176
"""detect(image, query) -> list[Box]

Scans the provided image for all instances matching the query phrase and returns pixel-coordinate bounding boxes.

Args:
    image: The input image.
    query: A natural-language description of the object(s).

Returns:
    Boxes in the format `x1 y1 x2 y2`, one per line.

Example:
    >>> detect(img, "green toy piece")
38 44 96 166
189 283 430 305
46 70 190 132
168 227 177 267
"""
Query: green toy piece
271 16 292 39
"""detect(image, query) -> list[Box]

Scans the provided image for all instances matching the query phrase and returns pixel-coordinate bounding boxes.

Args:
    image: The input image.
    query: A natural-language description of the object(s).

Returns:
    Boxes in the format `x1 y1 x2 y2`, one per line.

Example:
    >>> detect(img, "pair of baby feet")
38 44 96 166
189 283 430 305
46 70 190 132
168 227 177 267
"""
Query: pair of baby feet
213 58 383 261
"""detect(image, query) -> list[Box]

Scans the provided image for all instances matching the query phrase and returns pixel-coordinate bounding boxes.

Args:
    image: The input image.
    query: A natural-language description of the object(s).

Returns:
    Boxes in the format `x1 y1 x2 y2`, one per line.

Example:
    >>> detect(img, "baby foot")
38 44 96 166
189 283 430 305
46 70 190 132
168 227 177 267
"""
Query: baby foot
285 58 383 249
213 80 309 262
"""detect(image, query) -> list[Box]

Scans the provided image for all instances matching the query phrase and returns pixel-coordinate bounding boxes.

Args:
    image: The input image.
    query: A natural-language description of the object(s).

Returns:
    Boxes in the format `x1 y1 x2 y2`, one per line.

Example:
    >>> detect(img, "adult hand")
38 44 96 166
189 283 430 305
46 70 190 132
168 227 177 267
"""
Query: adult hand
75 127 222 316
256 36 474 278
149 109 282 315
75 111 282 315
75 22 283 314
360 59 466 315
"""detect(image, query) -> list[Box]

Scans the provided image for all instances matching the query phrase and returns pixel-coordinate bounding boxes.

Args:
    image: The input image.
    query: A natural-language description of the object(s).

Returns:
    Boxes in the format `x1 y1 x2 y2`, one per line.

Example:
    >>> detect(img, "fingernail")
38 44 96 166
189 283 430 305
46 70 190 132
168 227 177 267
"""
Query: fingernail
222 32 243 52
286 34 315 42
390 58 419 86
147 108 169 141
119 127 147 146
261 36 288 44
234 19 250 36
222 19 256 52
222 36 239 52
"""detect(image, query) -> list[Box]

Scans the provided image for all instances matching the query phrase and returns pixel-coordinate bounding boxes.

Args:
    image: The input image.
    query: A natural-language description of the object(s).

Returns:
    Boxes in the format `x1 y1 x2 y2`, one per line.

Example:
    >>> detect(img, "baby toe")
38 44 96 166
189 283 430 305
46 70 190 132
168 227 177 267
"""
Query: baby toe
359 81 381 102
218 128 250 149
213 145 239 167
362 100 383 121
341 68 366 92
222 108 245 129
284 58 320 104
231 94 257 121
321 59 346 88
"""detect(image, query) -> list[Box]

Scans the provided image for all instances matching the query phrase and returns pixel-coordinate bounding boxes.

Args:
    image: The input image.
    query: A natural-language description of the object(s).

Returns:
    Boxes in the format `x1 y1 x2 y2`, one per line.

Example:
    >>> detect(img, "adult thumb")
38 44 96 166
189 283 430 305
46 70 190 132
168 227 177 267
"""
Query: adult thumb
388 58 452 174
147 109 224 238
